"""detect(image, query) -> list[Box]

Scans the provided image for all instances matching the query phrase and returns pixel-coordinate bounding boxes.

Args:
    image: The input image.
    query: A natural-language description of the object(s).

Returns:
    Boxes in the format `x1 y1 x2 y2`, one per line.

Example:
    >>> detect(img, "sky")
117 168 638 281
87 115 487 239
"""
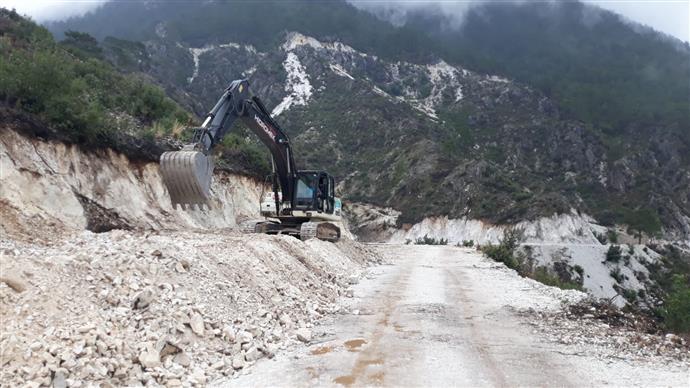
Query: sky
0 0 688 43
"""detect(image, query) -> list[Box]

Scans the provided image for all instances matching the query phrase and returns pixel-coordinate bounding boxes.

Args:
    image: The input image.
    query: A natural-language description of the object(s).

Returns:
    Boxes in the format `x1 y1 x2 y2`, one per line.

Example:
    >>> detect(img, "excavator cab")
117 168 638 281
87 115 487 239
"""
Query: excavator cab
294 171 336 214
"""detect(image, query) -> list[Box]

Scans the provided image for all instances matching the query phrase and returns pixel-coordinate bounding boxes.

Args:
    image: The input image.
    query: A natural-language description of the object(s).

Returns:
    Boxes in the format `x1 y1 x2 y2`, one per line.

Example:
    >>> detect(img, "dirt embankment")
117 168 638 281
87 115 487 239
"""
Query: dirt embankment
0 128 265 239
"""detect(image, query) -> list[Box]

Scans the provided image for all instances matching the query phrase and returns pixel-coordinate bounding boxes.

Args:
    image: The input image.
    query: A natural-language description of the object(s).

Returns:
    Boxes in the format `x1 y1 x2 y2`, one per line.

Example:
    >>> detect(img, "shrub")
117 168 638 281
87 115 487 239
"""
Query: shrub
482 244 519 270
607 229 618 244
481 227 524 271
462 240 474 247
533 267 582 291
609 268 624 283
621 288 638 303
414 234 448 245
627 244 635 255
661 275 690 333
0 12 189 150
606 245 622 263
624 208 661 244
573 265 584 278
482 228 585 291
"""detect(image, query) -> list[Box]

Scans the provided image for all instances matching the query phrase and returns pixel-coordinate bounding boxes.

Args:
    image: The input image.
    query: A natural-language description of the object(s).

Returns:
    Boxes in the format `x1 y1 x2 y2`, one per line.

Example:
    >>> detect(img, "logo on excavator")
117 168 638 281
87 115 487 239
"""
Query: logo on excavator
254 115 276 140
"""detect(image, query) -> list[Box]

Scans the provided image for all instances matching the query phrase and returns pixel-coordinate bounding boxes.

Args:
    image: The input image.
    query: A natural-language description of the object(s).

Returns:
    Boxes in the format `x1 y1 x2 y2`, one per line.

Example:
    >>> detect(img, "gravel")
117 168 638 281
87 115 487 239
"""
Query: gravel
0 229 379 386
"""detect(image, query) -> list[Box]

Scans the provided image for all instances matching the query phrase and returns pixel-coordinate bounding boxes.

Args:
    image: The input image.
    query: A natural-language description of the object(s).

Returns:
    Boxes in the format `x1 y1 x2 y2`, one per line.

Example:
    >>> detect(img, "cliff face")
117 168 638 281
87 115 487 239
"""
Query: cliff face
0 129 265 239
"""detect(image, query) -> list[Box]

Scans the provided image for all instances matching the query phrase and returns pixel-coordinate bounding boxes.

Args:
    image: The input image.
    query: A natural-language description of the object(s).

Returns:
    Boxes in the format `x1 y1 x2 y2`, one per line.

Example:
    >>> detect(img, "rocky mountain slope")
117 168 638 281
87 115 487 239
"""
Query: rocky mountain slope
49 0 690 240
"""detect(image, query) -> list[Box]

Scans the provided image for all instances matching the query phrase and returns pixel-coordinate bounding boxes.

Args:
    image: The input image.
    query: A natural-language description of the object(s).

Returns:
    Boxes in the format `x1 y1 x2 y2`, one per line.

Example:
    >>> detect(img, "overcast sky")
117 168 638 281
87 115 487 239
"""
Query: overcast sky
1 0 688 43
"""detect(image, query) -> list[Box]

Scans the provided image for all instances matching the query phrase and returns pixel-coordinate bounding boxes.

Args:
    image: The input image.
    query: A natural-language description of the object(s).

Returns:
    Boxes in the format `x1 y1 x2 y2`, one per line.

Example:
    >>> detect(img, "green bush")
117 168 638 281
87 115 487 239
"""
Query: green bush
609 268 624 283
414 234 448 245
621 288 638 303
533 267 582 291
573 265 584 278
606 229 618 244
481 228 524 271
482 243 519 270
661 275 690 333
606 245 622 263
482 228 582 291
624 208 662 244
462 240 474 247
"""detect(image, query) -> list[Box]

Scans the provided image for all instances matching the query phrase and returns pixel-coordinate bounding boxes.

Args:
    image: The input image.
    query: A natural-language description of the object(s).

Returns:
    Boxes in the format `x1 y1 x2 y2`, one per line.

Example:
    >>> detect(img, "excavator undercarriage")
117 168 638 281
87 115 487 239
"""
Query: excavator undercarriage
240 219 341 242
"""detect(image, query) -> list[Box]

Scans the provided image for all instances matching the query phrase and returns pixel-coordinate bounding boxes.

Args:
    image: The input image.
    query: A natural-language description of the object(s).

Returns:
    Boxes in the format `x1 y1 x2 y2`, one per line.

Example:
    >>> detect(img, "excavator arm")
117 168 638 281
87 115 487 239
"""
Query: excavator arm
160 79 297 210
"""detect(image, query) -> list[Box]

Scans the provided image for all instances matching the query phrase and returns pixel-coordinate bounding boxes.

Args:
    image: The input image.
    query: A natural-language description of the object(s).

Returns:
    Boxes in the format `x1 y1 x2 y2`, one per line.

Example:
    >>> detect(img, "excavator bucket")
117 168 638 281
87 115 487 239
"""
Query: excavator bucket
159 150 214 208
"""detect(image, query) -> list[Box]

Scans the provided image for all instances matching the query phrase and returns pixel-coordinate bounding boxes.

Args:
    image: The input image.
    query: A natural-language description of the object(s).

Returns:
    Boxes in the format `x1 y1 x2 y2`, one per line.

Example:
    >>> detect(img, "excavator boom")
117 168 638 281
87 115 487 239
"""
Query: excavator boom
160 80 296 209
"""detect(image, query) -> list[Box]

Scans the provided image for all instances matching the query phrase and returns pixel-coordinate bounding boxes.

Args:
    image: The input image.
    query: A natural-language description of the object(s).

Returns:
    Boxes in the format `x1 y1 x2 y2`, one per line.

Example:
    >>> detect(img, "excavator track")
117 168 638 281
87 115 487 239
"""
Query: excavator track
240 220 259 234
300 222 340 242
160 150 214 208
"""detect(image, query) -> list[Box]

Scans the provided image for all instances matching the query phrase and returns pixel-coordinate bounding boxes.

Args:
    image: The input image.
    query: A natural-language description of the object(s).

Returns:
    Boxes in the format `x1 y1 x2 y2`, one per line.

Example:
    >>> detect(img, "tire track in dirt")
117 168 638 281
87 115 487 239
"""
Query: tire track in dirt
331 264 413 386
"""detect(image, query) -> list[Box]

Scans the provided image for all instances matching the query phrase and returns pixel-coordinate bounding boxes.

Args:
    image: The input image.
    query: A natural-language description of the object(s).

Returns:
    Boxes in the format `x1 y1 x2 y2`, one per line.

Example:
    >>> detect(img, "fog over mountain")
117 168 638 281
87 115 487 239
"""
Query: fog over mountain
2 0 687 43
349 0 689 43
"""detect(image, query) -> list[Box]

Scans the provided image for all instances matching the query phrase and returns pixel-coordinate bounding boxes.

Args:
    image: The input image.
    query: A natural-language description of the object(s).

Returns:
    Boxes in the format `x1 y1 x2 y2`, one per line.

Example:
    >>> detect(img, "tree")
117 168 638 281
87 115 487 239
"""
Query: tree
624 209 662 244
662 275 690 333
60 30 103 59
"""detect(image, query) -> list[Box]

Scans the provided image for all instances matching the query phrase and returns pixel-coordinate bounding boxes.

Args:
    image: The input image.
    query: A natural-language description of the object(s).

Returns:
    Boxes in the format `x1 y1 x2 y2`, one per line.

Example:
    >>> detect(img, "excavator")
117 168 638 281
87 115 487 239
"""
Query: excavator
159 79 341 241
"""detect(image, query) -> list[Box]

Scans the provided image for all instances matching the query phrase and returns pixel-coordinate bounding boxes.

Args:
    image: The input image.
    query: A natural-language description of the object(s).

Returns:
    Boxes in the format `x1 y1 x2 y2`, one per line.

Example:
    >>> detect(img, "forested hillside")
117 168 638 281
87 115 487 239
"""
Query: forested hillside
25 1 690 238
0 9 267 175
0 9 186 152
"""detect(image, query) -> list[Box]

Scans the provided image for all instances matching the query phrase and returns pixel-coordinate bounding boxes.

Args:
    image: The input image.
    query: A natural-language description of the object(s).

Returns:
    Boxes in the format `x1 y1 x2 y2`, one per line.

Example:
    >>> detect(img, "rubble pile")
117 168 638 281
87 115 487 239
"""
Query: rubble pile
0 229 379 386
521 299 689 367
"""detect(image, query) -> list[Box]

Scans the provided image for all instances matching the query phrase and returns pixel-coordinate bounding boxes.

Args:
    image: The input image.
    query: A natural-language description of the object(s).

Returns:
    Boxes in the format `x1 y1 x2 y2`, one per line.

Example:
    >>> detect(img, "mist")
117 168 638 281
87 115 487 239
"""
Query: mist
348 0 689 43
1 0 687 43
0 0 107 22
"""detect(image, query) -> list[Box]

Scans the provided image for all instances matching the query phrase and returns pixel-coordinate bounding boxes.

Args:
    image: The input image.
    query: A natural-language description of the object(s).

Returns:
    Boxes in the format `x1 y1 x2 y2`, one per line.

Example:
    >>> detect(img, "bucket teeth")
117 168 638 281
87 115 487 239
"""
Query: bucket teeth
159 150 214 208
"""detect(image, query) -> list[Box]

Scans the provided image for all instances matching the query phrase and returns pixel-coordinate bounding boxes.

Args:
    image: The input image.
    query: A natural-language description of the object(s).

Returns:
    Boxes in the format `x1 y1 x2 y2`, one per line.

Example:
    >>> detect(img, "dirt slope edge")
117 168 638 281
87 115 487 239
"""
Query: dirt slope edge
0 128 264 239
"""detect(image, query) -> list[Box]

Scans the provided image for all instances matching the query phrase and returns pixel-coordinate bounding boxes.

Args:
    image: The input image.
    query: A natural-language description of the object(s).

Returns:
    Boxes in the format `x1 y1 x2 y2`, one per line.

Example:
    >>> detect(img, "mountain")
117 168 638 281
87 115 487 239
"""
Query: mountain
45 0 690 239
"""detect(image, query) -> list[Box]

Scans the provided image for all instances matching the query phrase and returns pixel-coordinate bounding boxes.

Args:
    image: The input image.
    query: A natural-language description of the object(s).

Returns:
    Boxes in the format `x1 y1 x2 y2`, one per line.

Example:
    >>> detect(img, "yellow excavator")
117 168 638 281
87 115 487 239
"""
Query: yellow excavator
159 79 341 241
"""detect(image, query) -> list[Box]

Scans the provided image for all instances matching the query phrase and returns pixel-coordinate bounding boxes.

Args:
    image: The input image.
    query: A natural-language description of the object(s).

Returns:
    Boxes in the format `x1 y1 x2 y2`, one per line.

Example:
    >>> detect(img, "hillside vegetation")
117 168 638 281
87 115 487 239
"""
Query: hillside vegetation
0 9 187 150
0 9 268 175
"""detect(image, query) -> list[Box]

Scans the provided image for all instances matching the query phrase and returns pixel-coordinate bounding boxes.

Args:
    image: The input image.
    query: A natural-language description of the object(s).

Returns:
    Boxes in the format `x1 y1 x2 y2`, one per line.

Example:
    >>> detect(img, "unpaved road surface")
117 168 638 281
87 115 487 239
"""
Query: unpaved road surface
227 245 689 387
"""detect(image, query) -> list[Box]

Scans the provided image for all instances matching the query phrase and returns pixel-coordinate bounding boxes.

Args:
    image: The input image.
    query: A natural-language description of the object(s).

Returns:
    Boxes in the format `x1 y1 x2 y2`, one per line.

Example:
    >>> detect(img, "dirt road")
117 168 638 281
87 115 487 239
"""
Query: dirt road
226 245 689 387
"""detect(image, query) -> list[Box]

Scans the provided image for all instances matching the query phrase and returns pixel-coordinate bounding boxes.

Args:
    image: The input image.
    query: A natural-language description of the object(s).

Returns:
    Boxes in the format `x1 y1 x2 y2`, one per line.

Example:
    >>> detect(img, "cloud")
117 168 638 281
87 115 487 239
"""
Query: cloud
1 0 687 43
0 0 108 22
349 0 689 43
589 0 689 43
350 0 475 29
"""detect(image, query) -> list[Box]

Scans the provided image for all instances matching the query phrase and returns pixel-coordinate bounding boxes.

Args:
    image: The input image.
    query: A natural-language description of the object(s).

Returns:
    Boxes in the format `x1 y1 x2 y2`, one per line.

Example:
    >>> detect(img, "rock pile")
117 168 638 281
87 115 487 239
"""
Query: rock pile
0 229 379 386
521 299 689 368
